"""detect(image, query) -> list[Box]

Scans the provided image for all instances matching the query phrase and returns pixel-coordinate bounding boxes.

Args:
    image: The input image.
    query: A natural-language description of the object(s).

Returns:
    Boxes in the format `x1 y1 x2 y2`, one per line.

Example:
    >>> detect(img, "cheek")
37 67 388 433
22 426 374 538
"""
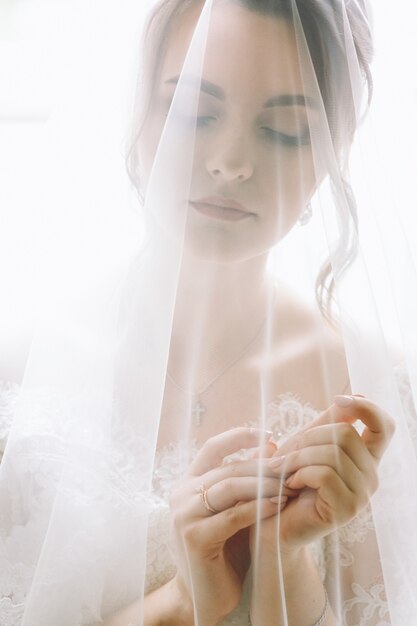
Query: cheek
259 148 316 207
258 150 317 244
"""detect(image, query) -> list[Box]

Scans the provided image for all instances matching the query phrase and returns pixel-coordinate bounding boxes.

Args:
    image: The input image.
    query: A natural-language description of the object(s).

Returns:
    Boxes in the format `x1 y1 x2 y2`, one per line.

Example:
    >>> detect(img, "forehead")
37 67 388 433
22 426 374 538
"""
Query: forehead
160 2 306 103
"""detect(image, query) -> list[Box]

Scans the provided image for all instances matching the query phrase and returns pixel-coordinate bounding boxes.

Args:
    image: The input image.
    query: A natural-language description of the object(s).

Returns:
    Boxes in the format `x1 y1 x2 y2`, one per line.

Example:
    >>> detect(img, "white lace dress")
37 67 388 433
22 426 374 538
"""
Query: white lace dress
1 370 416 626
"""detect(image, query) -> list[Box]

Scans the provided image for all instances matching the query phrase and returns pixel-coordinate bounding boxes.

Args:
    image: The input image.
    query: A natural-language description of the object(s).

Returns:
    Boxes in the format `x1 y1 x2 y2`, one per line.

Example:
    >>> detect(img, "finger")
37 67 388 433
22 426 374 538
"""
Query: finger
331 396 396 460
202 458 292 488
281 396 395 461
189 428 273 475
269 443 376 496
180 477 294 520
272 423 376 476
250 440 277 460
170 458 300 515
206 476 292 512
286 466 360 524
191 498 285 548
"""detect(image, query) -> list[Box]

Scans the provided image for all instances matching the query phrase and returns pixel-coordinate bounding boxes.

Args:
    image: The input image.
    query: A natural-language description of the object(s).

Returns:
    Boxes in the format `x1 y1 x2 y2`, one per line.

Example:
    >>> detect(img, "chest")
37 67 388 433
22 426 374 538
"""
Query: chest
157 326 348 449
157 360 327 449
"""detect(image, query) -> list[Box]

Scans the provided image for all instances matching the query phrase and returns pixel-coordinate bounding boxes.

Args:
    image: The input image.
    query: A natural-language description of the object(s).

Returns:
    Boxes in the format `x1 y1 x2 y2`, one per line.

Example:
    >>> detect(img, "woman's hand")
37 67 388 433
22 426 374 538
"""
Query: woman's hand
169 427 293 625
251 394 396 558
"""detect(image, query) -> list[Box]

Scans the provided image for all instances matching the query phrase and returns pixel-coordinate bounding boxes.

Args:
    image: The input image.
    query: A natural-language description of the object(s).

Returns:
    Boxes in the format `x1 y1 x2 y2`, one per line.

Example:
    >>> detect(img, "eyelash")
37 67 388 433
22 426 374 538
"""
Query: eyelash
195 116 217 127
260 126 311 147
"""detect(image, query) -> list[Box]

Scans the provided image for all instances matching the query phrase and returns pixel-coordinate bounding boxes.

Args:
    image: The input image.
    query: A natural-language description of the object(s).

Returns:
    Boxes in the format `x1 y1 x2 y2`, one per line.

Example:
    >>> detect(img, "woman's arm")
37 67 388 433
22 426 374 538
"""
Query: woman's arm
250 547 335 626
99 576 194 626
249 394 395 626
98 428 288 626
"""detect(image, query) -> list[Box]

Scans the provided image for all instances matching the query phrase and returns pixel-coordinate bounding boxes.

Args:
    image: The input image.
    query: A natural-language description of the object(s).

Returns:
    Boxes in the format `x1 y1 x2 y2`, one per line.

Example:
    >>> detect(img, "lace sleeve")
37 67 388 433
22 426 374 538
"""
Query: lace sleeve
324 364 417 625
0 381 19 463
324 504 389 625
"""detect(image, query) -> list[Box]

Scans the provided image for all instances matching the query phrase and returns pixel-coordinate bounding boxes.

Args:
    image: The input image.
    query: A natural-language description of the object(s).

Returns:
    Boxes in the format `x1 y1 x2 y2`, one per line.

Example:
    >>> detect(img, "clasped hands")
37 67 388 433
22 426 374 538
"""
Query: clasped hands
168 395 396 625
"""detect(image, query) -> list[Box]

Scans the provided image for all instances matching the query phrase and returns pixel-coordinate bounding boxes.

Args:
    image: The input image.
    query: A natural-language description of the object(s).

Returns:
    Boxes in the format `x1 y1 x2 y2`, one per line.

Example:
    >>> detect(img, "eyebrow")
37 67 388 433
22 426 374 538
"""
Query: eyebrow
264 94 318 109
165 76 225 101
165 75 318 110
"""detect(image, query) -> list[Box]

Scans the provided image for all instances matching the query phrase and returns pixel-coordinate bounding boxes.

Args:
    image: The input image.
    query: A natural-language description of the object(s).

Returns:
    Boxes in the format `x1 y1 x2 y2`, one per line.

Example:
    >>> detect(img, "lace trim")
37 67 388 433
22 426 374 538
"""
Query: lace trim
393 363 417 448
342 581 390 626
266 390 319 439
0 376 415 625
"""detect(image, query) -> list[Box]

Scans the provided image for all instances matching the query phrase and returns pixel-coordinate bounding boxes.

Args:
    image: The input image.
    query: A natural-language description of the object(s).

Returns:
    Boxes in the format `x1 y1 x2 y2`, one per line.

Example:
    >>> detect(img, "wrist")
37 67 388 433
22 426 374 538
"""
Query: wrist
169 574 230 626
251 546 313 613
250 547 328 626
254 541 307 574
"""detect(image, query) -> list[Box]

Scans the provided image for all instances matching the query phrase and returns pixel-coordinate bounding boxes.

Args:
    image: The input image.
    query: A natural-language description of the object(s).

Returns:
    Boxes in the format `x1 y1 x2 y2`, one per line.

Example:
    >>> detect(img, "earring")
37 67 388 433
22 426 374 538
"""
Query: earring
297 202 312 226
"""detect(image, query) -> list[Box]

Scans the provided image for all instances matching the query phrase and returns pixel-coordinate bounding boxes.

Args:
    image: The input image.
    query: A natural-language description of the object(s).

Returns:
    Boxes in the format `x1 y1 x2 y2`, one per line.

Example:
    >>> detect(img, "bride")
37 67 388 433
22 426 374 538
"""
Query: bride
1 1 416 625
98 1 400 625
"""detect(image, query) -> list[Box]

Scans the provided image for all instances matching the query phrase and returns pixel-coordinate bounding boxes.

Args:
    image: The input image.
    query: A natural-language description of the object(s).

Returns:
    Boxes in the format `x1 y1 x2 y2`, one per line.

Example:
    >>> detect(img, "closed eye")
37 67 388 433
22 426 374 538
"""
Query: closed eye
261 126 311 147
195 115 218 127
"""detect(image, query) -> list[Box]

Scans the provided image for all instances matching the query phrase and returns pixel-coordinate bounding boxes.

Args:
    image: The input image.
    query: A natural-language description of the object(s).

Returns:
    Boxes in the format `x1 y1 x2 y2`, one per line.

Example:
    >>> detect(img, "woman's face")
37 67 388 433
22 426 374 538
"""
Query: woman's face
139 1 321 263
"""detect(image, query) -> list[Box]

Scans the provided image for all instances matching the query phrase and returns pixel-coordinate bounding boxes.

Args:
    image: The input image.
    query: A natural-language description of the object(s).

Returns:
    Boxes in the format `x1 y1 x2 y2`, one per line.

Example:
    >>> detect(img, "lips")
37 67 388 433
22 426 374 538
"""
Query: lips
189 196 254 222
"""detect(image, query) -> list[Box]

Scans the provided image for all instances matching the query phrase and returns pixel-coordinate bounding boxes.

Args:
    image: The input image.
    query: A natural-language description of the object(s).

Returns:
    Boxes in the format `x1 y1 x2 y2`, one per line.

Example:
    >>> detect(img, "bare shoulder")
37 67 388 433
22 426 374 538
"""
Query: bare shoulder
269 281 351 410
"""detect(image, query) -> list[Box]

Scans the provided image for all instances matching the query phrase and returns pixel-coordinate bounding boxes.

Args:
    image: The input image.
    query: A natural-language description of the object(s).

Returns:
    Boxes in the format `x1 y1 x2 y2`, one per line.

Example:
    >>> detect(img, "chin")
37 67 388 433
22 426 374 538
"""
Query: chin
183 243 253 264
182 230 272 265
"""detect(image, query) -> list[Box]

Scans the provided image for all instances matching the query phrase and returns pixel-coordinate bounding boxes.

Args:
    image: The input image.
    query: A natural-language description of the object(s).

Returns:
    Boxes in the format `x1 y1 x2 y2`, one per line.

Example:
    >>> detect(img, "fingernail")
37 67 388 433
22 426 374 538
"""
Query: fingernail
268 456 284 469
268 437 278 450
285 475 294 487
270 495 288 504
334 395 355 408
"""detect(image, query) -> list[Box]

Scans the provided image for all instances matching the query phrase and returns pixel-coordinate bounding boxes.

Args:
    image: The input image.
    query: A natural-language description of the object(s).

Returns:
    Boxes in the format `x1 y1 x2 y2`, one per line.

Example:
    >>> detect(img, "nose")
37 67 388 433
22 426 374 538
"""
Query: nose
205 129 254 183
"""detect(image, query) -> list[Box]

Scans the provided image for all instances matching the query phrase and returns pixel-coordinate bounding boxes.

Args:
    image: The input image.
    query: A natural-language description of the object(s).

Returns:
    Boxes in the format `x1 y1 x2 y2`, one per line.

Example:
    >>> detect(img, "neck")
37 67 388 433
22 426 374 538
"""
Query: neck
169 252 272 388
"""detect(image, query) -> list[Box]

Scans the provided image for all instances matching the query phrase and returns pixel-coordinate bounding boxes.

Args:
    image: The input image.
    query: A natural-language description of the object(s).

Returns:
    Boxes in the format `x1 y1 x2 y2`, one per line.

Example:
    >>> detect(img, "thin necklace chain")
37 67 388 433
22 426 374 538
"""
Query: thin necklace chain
167 285 276 426
166 315 268 399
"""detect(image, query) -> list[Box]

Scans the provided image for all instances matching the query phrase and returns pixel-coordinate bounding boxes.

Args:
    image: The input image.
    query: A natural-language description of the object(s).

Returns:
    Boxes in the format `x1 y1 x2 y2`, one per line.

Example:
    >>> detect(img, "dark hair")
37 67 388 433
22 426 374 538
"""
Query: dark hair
127 0 374 330
241 0 373 148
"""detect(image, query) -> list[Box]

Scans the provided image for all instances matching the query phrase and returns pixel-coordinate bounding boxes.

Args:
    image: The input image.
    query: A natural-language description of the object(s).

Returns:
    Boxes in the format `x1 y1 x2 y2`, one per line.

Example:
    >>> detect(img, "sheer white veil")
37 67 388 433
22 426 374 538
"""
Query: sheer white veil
1 1 417 624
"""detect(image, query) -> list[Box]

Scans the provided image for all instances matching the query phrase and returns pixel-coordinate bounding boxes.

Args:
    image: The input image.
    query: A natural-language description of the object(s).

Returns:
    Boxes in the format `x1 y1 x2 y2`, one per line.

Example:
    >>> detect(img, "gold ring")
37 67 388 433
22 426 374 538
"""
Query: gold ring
199 483 218 514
